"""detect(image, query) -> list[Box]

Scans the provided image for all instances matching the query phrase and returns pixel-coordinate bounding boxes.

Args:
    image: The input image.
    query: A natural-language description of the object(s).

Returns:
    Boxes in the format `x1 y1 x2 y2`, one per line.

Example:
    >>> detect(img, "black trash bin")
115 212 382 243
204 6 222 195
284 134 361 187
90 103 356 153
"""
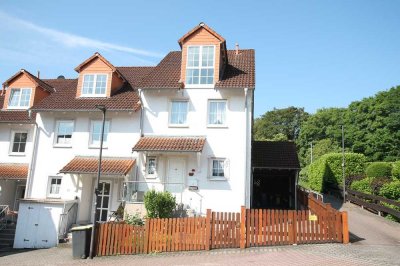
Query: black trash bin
71 225 93 259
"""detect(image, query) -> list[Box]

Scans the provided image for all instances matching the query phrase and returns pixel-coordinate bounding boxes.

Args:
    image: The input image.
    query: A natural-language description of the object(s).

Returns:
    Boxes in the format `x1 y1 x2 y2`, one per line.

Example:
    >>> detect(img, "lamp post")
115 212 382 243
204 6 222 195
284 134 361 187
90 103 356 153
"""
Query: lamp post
342 125 346 204
89 105 106 259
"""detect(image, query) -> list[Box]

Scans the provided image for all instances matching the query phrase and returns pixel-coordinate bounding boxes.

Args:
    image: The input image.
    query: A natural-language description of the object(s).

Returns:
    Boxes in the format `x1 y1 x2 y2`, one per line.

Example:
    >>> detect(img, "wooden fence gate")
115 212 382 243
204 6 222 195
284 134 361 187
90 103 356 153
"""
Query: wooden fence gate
95 194 349 256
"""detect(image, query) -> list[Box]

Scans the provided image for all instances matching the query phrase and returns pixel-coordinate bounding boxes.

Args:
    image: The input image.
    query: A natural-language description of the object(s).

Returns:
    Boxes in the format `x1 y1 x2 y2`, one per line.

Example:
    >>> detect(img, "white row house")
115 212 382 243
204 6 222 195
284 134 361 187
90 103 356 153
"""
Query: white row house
0 23 256 248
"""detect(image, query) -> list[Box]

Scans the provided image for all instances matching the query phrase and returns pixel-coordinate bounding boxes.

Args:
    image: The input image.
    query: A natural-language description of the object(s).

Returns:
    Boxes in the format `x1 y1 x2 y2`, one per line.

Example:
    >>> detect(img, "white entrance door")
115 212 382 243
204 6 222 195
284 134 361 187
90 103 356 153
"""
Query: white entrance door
95 181 112 222
166 158 185 193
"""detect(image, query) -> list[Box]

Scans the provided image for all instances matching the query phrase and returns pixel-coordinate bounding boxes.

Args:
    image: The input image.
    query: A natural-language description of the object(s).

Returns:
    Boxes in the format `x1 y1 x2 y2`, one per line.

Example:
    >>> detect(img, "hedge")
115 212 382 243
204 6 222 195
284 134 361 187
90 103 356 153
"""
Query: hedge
307 153 366 192
350 178 373 194
366 162 393 179
379 180 400 200
392 161 400 180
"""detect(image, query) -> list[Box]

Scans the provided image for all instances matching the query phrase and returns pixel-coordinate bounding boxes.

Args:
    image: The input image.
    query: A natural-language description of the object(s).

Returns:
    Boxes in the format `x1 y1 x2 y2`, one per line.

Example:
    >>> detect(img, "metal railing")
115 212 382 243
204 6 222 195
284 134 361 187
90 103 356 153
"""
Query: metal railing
0 205 10 231
58 202 78 239
122 181 185 204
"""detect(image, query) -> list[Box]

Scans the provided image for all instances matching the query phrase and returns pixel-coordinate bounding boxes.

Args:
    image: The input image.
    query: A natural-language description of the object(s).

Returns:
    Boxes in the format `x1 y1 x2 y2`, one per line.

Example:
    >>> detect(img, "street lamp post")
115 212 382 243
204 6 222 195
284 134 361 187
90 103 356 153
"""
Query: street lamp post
342 125 346 204
89 105 106 259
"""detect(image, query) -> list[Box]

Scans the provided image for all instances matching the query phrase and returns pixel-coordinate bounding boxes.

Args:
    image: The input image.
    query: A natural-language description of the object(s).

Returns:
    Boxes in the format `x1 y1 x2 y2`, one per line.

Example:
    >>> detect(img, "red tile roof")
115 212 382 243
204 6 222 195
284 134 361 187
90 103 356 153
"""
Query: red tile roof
0 163 29 179
0 95 35 123
3 69 55 93
133 136 206 152
59 156 135 175
178 22 225 47
33 67 153 111
138 50 255 89
252 141 300 169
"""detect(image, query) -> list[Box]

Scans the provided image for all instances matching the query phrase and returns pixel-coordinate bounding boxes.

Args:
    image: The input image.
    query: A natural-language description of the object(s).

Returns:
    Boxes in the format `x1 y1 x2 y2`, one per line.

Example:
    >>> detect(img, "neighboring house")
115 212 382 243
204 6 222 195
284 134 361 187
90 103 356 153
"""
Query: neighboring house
6 22 255 248
0 69 49 213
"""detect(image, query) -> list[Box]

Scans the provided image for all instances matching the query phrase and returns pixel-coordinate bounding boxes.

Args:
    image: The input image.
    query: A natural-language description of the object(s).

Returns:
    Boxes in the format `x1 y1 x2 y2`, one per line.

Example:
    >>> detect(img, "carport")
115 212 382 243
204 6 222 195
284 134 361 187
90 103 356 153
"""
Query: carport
251 141 300 210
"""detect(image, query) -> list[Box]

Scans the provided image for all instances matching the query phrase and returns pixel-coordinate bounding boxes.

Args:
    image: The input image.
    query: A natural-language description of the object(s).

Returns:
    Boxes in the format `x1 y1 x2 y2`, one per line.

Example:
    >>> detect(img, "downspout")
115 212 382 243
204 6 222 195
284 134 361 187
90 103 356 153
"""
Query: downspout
25 110 39 198
138 89 144 137
244 87 249 208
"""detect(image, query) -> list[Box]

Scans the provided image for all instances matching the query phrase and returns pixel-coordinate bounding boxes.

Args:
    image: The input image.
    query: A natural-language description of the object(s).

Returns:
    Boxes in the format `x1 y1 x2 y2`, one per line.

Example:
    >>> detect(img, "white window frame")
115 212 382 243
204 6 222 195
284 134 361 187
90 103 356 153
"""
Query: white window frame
7 88 32 109
89 120 111 148
169 99 189 127
207 99 228 127
80 73 108 97
208 158 229 181
54 120 74 147
145 156 157 179
9 130 28 156
47 176 62 198
185 45 215 88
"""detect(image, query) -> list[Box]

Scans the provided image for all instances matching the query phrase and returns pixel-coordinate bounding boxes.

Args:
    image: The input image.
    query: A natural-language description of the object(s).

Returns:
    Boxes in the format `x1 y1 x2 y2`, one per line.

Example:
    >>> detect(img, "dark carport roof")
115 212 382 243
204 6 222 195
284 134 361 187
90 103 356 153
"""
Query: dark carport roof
252 141 300 170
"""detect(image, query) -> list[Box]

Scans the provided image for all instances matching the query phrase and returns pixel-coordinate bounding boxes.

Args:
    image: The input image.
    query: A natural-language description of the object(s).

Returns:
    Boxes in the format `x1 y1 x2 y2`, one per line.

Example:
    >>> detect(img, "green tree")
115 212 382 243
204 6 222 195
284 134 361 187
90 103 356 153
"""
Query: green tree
254 107 309 141
304 138 341 165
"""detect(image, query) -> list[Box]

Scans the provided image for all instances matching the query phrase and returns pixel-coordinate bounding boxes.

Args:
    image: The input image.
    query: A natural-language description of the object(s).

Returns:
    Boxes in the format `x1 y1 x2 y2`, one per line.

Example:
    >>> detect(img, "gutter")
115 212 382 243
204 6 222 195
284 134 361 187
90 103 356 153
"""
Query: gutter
138 89 144 137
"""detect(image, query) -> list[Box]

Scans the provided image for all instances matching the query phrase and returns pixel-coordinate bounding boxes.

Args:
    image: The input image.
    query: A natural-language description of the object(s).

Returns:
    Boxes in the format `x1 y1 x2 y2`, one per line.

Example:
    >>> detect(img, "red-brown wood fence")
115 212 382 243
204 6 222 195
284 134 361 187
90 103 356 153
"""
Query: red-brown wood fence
95 194 349 256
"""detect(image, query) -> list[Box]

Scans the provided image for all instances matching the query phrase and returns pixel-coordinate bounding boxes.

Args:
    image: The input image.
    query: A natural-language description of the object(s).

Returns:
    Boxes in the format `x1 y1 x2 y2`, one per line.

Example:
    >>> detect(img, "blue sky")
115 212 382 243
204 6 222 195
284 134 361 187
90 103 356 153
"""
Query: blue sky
1 1 400 117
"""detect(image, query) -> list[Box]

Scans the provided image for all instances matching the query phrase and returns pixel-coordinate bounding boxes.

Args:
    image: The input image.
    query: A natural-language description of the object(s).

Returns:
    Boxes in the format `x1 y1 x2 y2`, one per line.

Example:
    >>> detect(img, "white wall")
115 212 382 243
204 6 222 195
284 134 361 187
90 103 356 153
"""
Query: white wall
0 123 35 164
136 87 251 213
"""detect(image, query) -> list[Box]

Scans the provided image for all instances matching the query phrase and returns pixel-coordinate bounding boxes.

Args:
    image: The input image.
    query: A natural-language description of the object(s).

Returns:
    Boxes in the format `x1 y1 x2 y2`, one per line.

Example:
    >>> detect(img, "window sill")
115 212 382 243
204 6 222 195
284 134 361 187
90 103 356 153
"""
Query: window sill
79 94 107 98
168 124 189 128
185 84 215 89
53 144 72 148
207 125 228 128
208 177 228 181
88 146 109 149
7 106 29 110
9 153 26 157
47 195 61 199
145 175 157 179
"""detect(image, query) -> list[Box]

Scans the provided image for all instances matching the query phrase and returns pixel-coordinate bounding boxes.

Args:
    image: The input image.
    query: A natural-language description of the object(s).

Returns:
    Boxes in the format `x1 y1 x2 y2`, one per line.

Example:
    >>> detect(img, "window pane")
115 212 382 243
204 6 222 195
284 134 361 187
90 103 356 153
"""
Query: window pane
20 89 31 107
12 132 27 153
171 101 188 124
82 75 94 94
101 210 108 221
95 74 107 95
102 196 109 208
91 121 110 146
187 47 200 67
9 89 21 107
186 69 199 85
147 158 156 174
212 160 225 177
50 178 61 195
57 121 73 144
209 101 226 125
202 46 214 67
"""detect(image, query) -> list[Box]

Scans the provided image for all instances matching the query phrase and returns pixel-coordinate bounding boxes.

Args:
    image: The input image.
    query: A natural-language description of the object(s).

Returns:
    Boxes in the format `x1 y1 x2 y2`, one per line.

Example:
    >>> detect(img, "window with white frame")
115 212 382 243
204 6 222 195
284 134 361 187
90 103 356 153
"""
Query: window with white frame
208 100 227 126
10 131 28 154
47 176 62 198
170 100 188 126
209 158 229 180
89 120 110 147
8 88 32 109
146 156 157 177
186 46 215 85
81 74 107 96
55 120 74 146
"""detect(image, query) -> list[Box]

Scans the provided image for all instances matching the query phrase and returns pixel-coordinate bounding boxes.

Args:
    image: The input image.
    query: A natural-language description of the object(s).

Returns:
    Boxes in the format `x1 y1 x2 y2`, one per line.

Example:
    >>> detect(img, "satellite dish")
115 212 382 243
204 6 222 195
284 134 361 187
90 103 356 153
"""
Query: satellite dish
57 75 65 79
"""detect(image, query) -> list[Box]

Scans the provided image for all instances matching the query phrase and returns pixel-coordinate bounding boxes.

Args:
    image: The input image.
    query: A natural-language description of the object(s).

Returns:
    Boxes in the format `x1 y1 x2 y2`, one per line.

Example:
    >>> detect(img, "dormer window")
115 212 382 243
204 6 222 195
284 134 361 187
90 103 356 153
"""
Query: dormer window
186 45 215 86
82 74 107 97
8 88 32 109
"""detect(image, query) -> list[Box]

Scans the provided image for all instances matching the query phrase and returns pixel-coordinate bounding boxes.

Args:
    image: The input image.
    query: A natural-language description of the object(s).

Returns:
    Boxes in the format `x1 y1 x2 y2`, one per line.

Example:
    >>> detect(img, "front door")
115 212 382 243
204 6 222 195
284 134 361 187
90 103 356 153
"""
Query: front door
95 181 111 222
166 158 185 193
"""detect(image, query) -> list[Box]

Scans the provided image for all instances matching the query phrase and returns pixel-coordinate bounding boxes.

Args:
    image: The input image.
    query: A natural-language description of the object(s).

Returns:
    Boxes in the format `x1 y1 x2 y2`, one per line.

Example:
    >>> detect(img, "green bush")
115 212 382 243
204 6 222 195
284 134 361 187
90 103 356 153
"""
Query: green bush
366 162 392 178
379 180 400 200
144 190 176 218
392 161 400 180
307 153 366 192
370 176 391 195
350 178 373 194
124 212 144 226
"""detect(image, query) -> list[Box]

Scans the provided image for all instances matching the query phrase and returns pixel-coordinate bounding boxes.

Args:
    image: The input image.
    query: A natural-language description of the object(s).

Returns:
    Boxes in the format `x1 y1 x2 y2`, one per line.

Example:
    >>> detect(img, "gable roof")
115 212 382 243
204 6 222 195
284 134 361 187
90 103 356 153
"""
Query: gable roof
252 141 300 170
74 52 126 81
2 69 55 93
178 22 225 47
138 49 255 89
32 67 153 111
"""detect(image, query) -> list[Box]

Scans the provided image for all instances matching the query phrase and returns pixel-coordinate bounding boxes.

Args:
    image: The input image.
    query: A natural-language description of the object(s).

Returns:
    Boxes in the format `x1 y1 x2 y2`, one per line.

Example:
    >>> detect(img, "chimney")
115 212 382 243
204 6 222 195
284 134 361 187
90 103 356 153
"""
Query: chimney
235 43 239 55
37 70 40 79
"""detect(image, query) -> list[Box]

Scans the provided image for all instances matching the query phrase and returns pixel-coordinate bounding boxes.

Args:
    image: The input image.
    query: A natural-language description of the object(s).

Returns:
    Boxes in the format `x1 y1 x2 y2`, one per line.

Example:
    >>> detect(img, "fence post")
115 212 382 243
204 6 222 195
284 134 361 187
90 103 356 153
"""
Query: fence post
341 212 349 244
292 211 297 245
205 209 212 250
143 219 151 254
240 206 246 249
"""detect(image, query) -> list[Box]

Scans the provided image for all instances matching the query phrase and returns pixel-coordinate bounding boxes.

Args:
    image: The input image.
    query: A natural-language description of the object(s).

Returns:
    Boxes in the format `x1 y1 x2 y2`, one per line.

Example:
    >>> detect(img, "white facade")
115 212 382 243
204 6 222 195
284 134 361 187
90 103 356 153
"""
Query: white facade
0 122 35 210
131 87 253 214
28 111 140 223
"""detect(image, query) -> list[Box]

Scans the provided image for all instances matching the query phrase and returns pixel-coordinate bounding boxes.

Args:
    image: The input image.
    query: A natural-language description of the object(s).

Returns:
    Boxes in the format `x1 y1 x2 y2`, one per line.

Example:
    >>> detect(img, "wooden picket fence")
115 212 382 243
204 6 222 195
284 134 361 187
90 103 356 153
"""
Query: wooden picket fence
95 194 349 256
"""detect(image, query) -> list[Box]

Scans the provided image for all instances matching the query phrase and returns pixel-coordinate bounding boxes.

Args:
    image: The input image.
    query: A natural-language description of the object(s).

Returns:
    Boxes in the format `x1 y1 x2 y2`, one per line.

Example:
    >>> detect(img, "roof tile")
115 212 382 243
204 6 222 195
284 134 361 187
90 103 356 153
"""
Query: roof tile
252 141 300 169
59 156 135 175
0 163 29 179
133 136 206 152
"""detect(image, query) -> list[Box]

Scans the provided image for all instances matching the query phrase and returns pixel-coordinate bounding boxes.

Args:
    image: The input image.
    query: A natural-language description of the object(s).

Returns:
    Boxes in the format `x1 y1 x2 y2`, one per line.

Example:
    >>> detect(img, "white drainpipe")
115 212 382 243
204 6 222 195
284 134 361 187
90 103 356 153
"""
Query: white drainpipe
25 110 40 198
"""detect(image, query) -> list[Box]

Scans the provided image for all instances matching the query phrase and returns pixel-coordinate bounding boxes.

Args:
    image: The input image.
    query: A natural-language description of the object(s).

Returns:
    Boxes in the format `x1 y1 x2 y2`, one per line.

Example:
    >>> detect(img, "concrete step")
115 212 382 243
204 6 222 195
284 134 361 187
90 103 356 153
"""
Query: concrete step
0 232 15 239
0 237 13 245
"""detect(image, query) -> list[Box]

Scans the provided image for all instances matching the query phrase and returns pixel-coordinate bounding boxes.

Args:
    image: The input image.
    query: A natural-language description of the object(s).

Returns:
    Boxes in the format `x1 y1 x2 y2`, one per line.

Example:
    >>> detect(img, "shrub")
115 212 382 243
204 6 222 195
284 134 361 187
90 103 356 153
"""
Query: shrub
125 212 144 226
392 161 400 180
144 190 176 218
307 153 366 192
366 162 392 179
379 180 400 200
345 174 365 188
370 176 391 195
350 178 372 194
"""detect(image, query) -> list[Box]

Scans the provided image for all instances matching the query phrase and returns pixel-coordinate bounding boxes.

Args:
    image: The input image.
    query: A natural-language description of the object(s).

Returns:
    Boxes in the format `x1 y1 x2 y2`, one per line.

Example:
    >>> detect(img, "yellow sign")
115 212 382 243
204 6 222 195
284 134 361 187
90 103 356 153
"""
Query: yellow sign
309 214 318 221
